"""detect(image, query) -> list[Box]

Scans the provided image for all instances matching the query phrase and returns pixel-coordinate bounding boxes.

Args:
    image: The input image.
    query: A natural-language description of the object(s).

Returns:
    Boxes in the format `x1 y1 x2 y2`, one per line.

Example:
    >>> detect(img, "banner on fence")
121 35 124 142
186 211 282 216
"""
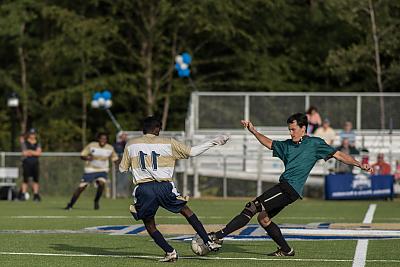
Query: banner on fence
325 173 394 200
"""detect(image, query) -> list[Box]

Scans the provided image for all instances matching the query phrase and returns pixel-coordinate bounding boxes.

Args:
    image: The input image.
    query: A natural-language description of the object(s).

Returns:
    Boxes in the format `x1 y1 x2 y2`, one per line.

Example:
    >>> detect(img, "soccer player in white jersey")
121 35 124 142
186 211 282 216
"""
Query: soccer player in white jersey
119 116 229 262
65 133 118 210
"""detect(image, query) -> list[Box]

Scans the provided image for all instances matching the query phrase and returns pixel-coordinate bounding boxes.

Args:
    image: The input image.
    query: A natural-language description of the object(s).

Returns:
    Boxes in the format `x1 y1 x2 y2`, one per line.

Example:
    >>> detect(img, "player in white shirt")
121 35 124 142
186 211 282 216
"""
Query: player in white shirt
65 133 118 210
120 116 229 262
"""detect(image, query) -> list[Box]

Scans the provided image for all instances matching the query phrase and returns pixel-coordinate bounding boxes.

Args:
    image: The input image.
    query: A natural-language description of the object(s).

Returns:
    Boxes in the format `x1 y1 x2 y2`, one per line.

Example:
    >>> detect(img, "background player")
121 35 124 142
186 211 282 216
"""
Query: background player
119 116 229 262
20 129 42 201
210 113 372 256
65 132 118 210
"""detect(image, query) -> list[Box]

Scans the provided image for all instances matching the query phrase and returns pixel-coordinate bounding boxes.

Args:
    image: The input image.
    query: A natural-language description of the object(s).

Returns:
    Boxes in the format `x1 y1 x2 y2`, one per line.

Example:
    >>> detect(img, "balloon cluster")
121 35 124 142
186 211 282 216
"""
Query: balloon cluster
175 52 192 78
91 90 112 109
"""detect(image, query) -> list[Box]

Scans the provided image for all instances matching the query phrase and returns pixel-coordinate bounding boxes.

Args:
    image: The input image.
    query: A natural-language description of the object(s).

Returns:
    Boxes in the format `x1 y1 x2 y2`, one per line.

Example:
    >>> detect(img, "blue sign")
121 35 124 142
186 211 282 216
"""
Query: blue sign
325 173 394 200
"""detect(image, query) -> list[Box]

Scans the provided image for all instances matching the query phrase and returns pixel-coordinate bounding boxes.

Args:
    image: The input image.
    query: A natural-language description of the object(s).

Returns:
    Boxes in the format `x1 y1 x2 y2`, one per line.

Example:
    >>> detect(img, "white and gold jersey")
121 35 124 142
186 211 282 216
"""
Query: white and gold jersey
81 142 118 173
119 134 191 184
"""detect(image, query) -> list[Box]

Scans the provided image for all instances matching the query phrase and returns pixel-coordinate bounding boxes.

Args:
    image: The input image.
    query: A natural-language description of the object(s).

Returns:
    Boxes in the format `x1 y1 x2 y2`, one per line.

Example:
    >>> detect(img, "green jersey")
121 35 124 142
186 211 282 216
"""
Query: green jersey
271 136 336 197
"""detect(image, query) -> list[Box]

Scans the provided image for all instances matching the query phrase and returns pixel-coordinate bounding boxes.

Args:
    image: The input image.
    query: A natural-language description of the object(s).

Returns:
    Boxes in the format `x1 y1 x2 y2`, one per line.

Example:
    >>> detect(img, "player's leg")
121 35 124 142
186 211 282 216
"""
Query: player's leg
142 216 178 262
257 211 294 256
180 205 221 251
65 183 88 209
213 198 263 240
32 163 41 201
256 181 298 256
94 178 106 210
212 183 286 241
19 162 30 200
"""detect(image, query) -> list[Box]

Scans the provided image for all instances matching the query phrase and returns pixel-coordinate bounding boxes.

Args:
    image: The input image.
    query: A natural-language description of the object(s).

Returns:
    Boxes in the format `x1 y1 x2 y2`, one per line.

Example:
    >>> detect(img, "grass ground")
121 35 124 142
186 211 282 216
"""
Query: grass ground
0 196 399 266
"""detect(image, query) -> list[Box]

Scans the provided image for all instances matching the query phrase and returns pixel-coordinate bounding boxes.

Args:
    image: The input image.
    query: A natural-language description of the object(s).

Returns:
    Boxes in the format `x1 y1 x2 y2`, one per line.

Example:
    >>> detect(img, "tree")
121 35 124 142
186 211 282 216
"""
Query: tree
326 0 400 129
41 3 117 146
0 0 41 134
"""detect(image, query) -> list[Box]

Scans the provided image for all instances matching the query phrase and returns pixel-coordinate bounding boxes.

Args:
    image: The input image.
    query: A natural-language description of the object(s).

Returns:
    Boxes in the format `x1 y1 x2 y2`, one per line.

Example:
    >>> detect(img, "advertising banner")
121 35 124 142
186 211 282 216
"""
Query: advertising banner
325 173 394 200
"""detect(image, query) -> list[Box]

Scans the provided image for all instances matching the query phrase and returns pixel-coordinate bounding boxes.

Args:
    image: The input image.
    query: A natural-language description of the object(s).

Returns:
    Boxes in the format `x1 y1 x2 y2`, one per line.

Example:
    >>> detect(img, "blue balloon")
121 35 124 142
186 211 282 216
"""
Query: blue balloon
102 90 112 100
182 69 190 77
175 63 181 71
182 52 192 65
93 92 101 100
178 68 190 78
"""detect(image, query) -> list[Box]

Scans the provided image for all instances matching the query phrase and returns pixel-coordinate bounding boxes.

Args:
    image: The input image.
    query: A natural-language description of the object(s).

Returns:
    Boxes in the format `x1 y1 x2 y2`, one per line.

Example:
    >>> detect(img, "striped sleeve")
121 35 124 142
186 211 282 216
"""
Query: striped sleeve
171 138 191 159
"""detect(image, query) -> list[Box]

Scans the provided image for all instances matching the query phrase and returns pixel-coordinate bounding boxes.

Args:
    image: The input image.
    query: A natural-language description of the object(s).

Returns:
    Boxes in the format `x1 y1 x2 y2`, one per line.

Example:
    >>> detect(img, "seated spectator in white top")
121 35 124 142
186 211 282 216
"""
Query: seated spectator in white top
339 121 356 147
314 118 336 145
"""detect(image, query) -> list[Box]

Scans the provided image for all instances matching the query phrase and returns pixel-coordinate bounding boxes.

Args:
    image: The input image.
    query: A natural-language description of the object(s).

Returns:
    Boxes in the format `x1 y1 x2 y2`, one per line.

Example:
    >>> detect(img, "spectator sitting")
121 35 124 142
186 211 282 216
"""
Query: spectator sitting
394 160 400 181
306 106 322 135
339 121 356 147
335 138 359 174
314 118 336 145
371 153 391 175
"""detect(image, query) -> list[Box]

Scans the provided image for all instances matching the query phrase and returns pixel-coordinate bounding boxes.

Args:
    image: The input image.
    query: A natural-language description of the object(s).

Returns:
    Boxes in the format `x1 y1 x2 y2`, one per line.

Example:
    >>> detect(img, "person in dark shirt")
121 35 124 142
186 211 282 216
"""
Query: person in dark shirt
20 129 42 201
113 131 131 197
209 113 372 257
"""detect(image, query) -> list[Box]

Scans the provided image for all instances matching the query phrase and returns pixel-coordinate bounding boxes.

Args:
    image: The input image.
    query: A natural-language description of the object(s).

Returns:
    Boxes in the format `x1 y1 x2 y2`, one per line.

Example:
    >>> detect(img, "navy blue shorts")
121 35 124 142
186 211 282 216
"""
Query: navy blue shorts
80 172 108 184
132 181 187 220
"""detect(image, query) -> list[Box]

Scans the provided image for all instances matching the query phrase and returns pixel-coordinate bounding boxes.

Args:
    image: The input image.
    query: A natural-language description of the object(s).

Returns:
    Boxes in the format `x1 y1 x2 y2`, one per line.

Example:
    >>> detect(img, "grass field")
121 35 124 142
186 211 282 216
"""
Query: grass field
0 196 400 266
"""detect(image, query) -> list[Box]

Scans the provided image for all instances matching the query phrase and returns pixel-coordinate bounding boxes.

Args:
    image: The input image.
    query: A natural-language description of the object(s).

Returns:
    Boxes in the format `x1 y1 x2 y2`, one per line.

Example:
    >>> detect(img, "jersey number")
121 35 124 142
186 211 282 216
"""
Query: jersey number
139 151 160 171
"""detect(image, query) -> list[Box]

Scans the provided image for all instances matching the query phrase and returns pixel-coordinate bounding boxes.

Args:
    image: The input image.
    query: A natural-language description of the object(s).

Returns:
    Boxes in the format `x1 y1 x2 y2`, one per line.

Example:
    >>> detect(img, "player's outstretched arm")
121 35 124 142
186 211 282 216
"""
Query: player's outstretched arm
189 135 230 157
241 120 273 150
333 151 373 173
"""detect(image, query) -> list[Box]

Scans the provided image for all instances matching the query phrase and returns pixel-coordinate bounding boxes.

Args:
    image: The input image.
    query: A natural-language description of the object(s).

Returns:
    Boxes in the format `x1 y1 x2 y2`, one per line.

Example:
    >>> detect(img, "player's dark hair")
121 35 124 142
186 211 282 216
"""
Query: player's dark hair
96 132 108 140
143 116 162 134
287 113 308 130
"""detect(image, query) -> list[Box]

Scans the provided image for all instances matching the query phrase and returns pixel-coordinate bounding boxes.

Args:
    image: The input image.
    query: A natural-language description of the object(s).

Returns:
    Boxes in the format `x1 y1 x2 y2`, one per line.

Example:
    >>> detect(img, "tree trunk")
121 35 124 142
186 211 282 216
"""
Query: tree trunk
161 31 178 130
368 0 385 130
18 23 28 134
81 57 87 147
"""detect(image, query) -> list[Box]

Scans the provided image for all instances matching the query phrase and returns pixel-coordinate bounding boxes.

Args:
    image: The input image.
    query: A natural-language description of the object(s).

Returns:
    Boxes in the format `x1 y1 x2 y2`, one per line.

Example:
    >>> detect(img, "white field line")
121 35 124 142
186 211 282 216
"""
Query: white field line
1 251 400 263
352 204 377 267
6 216 347 220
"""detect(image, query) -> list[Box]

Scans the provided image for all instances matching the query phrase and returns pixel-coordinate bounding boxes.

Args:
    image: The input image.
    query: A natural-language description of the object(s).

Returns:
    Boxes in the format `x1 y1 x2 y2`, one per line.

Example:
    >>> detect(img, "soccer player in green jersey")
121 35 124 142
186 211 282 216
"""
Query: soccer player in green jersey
210 113 373 256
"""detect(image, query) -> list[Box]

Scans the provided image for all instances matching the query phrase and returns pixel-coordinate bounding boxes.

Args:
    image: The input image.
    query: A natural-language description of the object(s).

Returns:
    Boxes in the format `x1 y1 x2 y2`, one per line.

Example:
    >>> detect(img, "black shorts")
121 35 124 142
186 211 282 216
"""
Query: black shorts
132 181 187 220
255 181 299 219
23 161 40 183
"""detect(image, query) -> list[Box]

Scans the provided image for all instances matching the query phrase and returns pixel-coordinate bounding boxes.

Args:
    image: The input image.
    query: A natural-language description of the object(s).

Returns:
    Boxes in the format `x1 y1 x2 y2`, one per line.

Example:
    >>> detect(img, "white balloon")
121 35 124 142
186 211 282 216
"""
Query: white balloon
98 97 105 106
105 99 112 108
175 55 183 65
180 63 188 70
91 100 100 108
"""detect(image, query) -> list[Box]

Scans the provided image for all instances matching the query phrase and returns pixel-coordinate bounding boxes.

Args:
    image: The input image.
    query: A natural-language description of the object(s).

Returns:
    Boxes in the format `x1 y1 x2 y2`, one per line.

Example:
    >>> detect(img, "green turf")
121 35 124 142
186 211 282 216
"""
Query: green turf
0 197 399 266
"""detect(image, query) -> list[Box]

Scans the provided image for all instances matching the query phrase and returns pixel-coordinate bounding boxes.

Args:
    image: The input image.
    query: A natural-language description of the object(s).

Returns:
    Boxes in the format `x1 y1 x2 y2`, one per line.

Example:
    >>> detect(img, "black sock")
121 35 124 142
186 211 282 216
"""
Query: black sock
150 230 174 253
215 213 251 239
94 185 104 203
68 187 84 207
264 222 290 252
186 214 210 243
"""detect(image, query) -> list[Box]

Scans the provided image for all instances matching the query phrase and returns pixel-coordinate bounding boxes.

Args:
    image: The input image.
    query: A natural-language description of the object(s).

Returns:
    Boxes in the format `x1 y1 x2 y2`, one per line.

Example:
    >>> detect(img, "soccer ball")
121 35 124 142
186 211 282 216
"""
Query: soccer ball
24 192 30 200
191 234 209 256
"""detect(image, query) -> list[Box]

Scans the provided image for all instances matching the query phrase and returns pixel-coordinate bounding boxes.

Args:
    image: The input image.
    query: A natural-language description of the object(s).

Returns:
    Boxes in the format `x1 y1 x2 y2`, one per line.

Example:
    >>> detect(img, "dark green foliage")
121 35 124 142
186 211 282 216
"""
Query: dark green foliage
1 0 399 151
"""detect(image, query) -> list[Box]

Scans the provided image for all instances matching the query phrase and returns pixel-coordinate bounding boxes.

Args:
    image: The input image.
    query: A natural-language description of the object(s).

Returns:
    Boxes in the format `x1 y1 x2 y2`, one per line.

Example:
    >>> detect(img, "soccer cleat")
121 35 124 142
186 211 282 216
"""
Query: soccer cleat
64 204 72 210
158 249 178 262
206 241 222 252
94 201 100 210
208 232 224 245
267 247 295 257
33 194 41 202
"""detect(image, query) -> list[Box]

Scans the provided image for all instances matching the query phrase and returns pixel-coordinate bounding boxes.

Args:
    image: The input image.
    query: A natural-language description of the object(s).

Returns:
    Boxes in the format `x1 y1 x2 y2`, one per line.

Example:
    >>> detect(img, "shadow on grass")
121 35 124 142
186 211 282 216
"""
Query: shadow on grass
49 243 157 260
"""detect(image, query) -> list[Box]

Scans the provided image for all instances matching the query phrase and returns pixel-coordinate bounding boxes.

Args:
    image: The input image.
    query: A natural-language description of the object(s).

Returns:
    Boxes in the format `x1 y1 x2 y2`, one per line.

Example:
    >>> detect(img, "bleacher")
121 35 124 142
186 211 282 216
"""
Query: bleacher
185 129 400 196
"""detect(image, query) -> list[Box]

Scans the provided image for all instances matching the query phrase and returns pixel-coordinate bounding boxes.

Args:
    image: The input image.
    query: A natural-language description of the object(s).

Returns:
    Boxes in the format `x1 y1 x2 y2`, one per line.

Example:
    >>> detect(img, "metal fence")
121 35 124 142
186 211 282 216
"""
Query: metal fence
0 152 134 198
187 92 400 131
